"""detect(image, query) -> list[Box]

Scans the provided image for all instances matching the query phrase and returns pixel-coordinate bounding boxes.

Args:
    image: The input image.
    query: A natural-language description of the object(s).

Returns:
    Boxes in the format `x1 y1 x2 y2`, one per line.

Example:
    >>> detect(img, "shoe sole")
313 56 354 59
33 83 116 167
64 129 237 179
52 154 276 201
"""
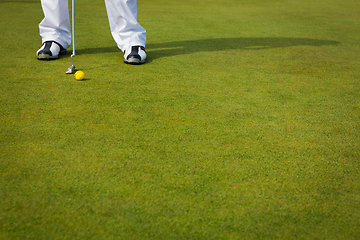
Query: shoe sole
37 53 59 60
124 57 145 65
37 49 67 60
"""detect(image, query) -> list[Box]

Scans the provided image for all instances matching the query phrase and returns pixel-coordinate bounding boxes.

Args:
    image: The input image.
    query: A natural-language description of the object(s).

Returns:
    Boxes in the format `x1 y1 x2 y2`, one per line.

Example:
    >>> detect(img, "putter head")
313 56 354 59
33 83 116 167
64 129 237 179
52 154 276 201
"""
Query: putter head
66 54 75 74
66 65 75 74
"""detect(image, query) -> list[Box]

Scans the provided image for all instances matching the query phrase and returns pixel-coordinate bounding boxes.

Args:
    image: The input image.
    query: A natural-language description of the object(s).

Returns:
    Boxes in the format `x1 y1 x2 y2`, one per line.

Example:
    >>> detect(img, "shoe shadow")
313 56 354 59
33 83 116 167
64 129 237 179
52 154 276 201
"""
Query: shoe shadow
77 37 340 62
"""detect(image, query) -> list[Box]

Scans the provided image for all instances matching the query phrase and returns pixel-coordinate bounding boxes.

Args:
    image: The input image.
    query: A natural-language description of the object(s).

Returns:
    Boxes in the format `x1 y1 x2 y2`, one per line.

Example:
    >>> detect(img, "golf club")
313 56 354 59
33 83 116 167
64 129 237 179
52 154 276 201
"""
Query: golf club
66 0 76 74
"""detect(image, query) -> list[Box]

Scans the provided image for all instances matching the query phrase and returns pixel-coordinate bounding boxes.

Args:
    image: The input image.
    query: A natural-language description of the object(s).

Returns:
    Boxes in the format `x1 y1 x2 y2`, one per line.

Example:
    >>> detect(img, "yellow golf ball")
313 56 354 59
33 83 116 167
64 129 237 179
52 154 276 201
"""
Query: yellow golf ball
74 71 85 81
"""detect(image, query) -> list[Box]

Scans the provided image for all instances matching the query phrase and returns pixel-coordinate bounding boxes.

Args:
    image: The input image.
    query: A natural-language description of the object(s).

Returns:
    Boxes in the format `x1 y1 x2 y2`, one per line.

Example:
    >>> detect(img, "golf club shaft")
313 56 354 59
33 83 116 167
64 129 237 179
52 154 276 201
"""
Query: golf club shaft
65 0 75 74
72 0 75 56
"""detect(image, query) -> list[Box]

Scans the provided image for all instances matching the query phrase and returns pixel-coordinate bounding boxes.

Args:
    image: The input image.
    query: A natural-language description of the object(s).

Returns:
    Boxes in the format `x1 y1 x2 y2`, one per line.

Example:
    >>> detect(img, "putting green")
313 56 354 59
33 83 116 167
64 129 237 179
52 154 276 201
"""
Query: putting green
1 0 359 239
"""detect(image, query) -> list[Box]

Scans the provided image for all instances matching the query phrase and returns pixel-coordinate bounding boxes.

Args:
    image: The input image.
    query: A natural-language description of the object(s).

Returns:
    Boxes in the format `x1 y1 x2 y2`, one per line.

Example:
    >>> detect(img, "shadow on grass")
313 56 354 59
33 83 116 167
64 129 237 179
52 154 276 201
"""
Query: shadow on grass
0 0 38 3
77 37 340 62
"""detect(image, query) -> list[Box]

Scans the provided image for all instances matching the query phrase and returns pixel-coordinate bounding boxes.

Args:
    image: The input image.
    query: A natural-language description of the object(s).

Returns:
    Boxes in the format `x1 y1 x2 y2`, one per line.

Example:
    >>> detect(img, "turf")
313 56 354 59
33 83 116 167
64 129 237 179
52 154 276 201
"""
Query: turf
1 0 360 239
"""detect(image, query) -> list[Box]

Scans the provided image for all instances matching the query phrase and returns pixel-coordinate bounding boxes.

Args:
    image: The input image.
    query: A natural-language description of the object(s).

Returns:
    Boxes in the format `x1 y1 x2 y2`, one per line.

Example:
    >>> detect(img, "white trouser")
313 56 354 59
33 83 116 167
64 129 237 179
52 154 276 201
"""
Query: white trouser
39 0 146 51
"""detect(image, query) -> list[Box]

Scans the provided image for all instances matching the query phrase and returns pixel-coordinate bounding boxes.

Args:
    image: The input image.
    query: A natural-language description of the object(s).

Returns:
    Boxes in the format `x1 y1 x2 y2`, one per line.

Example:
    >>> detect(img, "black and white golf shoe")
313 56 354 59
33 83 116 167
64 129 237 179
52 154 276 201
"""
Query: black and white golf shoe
124 46 146 64
37 41 67 60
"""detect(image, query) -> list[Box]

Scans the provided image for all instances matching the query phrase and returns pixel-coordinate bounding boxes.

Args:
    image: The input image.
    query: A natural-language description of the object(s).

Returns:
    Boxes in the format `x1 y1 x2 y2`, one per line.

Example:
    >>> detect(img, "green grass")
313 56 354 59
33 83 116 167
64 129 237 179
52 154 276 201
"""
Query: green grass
1 0 360 239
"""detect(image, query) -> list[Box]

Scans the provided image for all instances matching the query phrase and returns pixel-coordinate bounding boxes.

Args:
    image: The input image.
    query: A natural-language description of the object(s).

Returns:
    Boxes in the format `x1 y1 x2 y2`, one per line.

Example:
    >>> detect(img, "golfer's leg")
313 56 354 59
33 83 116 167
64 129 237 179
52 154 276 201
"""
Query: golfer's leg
104 0 146 51
39 0 71 49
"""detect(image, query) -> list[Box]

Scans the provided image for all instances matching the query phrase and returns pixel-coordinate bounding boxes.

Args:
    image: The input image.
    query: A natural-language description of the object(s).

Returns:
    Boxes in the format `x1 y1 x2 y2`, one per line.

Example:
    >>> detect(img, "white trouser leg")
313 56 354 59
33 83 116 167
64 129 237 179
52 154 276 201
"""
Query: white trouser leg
39 0 71 49
104 0 146 51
